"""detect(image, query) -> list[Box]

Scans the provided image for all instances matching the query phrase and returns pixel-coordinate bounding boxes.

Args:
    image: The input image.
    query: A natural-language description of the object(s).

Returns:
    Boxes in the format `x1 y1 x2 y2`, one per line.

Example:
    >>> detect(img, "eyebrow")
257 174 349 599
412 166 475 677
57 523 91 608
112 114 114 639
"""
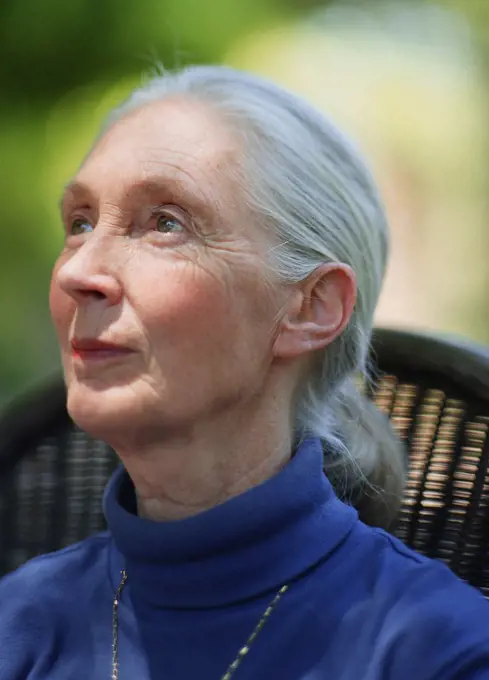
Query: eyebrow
58 180 94 215
59 175 217 222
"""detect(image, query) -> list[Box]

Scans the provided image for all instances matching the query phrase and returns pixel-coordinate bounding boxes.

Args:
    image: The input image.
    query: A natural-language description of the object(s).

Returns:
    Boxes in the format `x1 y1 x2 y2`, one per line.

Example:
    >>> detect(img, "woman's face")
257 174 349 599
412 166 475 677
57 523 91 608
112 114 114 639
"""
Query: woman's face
50 98 285 444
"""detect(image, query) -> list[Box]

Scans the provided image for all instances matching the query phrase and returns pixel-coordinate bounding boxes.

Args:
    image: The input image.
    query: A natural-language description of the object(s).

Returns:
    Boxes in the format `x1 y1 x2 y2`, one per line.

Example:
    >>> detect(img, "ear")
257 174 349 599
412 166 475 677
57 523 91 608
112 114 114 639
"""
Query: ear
272 263 357 360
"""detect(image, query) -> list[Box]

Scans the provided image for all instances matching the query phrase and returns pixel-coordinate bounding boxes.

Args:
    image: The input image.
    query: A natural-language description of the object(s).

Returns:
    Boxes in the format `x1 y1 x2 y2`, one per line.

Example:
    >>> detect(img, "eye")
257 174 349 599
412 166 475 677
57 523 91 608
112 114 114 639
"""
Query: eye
69 218 93 235
154 214 185 234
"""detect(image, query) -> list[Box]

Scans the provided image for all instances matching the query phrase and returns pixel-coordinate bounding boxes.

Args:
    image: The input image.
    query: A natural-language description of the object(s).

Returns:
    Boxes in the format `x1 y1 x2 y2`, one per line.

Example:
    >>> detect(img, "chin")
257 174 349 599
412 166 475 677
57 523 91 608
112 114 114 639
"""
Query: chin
66 381 141 444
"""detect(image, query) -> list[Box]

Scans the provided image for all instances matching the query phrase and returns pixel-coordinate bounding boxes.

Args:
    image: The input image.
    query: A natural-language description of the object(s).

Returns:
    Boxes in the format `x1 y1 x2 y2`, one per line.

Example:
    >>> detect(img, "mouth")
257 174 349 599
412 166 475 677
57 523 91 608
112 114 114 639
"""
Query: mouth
71 338 135 362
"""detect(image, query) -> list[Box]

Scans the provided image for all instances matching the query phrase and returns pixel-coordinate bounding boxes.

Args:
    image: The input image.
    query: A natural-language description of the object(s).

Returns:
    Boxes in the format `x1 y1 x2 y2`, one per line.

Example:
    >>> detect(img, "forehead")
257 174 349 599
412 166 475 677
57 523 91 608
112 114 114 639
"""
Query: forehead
76 98 239 194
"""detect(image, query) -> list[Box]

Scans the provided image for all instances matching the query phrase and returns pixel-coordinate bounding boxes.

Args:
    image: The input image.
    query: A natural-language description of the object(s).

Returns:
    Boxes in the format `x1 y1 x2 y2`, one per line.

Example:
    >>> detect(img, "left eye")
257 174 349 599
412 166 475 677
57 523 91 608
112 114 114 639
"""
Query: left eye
70 218 93 235
155 215 184 234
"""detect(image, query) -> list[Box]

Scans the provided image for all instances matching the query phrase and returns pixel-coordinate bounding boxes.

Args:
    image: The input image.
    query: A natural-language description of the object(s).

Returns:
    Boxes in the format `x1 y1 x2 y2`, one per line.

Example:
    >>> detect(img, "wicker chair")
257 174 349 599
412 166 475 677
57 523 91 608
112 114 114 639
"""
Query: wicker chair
1 327 489 596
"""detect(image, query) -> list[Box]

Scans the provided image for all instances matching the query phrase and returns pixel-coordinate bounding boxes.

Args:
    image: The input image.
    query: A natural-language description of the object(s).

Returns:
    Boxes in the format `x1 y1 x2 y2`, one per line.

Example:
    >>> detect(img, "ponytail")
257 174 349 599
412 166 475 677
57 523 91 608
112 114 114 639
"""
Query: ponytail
323 377 406 531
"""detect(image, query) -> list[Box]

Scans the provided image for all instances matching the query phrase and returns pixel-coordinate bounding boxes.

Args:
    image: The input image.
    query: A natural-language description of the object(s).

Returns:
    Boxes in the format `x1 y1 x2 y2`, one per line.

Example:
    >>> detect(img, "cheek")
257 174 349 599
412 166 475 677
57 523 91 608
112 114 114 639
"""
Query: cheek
135 262 275 363
140 273 232 340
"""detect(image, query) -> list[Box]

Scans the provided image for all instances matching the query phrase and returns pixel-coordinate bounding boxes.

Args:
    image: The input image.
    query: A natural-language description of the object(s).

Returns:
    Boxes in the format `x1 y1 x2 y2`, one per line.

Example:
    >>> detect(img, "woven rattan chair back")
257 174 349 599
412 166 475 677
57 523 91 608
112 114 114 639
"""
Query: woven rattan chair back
371 329 489 597
1 328 489 596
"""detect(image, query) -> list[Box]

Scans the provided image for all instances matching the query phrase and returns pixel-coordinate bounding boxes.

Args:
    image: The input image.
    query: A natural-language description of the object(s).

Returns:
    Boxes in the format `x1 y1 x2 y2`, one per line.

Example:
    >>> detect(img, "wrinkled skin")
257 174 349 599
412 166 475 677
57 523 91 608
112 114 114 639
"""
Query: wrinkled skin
50 98 355 519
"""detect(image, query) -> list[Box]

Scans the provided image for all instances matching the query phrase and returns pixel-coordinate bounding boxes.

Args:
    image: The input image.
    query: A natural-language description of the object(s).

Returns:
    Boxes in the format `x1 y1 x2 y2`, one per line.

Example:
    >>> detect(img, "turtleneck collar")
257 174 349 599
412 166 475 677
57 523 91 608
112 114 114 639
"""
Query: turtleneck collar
104 437 357 609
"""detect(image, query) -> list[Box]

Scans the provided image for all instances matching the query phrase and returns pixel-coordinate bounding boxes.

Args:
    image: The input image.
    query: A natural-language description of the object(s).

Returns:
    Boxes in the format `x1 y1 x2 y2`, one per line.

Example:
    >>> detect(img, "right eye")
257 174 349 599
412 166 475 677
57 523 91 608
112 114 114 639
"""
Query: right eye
69 218 93 235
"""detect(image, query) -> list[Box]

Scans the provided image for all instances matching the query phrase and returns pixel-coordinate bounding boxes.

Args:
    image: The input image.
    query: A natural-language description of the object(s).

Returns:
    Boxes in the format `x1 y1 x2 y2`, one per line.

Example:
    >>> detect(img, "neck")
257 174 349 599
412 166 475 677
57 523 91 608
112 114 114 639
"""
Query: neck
112 396 295 522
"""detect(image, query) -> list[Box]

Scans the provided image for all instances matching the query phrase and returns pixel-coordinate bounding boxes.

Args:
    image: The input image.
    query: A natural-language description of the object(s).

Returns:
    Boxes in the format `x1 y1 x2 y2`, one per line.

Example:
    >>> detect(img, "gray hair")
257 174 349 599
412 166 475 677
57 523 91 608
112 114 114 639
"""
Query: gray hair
103 65 406 529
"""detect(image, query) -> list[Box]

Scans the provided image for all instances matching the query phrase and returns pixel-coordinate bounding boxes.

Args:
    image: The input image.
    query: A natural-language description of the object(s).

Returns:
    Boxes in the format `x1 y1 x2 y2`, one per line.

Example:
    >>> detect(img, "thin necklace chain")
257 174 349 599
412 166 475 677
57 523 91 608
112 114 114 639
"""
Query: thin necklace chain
111 569 289 680
111 570 128 680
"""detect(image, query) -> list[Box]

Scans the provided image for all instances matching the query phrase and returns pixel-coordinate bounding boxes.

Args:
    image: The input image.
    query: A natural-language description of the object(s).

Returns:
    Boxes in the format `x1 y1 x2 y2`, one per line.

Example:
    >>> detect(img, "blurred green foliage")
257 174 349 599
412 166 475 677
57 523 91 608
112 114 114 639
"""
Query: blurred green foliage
1 0 488 405
0 0 303 404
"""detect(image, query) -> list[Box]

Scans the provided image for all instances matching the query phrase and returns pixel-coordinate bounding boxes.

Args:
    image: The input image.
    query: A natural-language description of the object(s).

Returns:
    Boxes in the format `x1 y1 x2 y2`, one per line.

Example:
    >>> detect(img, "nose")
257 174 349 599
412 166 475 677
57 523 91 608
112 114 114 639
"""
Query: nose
55 239 123 307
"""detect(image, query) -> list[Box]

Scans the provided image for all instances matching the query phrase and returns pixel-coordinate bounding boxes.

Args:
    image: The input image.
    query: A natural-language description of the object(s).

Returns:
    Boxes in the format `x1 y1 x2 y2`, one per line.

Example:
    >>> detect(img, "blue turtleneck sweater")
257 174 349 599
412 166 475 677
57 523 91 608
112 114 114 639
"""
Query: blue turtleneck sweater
1 438 489 679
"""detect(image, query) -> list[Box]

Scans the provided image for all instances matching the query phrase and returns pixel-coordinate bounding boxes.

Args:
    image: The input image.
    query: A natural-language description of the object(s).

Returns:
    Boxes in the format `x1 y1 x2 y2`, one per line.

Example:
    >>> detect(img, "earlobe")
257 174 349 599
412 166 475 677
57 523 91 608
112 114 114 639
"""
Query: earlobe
272 263 356 361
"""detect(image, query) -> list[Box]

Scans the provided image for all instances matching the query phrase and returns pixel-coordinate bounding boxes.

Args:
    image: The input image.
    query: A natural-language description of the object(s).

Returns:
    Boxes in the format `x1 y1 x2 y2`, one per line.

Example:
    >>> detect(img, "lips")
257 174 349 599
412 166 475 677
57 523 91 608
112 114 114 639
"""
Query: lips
71 338 135 361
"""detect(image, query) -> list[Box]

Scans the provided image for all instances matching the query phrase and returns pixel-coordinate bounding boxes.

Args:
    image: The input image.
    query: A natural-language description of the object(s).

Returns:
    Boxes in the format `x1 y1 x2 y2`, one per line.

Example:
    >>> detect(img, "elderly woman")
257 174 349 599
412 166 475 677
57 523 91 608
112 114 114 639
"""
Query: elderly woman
1 65 489 680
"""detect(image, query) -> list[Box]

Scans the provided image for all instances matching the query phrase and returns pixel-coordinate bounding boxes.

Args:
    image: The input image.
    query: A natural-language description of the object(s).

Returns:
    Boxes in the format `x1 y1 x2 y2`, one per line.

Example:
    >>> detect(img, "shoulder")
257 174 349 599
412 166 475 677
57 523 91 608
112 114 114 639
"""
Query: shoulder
336 526 489 679
369 526 488 609
0 532 110 677
371 528 489 641
0 531 110 625
0 531 110 600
